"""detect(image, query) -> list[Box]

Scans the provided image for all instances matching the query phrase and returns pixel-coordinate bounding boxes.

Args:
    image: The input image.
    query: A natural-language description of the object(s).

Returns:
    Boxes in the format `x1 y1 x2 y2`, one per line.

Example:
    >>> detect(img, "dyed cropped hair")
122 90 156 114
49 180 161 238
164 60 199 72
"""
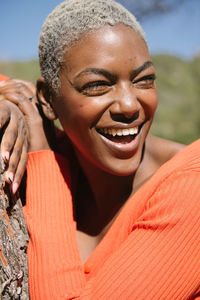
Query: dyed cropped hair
39 0 145 93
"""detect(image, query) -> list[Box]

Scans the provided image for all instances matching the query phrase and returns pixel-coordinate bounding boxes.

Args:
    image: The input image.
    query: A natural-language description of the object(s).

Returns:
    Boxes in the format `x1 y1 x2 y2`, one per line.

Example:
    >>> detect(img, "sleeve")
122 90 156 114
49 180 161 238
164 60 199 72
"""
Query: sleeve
0 74 9 82
24 151 200 300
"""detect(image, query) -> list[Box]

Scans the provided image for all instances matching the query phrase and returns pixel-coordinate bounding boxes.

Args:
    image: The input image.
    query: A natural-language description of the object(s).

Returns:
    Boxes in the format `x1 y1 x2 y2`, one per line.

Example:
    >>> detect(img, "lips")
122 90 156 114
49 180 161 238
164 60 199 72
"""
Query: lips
96 124 143 158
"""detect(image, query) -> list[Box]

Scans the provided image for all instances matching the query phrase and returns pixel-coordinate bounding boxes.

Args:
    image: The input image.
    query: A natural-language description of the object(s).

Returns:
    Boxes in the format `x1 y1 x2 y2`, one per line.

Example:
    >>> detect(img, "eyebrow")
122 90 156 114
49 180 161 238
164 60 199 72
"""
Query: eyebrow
75 61 153 80
75 68 117 81
132 61 153 77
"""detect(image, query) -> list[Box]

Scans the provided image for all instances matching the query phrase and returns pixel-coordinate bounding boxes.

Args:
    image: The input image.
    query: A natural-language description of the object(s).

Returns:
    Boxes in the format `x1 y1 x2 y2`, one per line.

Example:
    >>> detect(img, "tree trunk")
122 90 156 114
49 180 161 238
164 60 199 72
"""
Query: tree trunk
0 156 29 299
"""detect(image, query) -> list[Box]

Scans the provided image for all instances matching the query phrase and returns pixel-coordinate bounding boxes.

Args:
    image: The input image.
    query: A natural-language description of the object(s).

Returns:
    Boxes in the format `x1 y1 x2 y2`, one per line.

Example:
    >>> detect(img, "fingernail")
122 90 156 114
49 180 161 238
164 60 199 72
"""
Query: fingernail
3 171 13 184
2 151 10 162
8 172 14 183
12 182 19 194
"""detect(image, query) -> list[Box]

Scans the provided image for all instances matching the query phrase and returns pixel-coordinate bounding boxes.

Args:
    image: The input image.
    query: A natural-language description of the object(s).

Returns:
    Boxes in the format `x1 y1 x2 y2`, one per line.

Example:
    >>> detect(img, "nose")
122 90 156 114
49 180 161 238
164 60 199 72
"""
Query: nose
109 82 141 120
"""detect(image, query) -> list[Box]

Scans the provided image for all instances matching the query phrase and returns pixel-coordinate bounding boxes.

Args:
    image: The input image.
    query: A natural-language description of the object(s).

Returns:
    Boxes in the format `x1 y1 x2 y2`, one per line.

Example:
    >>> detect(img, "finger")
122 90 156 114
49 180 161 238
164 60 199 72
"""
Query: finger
0 79 36 99
0 106 10 129
0 113 18 162
4 126 24 183
0 79 32 91
14 79 36 95
12 141 28 194
0 79 37 105
0 92 38 116
3 116 28 185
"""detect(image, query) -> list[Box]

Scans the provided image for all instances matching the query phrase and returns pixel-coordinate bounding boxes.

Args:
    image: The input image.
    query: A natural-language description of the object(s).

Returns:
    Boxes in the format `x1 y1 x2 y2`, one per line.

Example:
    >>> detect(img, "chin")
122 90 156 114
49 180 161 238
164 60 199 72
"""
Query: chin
95 146 144 177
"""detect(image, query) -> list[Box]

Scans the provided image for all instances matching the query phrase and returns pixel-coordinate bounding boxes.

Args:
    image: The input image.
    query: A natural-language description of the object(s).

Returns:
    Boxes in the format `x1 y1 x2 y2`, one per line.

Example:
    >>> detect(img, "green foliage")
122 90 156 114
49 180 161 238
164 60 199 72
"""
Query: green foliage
0 55 199 144
0 60 40 84
151 54 200 144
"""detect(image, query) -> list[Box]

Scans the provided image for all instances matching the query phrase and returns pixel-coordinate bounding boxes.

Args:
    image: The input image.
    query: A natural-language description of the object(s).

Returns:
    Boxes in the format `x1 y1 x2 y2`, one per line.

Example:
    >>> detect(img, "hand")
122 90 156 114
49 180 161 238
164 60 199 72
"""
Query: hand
0 99 28 193
0 79 51 152
0 79 51 193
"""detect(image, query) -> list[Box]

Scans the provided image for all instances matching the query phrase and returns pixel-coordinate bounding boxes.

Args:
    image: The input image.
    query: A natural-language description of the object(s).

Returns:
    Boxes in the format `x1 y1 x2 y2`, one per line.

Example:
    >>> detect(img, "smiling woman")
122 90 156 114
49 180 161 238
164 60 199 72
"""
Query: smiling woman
1 0 200 299
51 24 158 176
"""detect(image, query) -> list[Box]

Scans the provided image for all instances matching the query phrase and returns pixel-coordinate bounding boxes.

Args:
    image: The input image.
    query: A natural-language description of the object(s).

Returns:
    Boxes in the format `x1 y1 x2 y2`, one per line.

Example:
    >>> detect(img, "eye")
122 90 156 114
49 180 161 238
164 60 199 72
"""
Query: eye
133 74 156 89
79 81 111 96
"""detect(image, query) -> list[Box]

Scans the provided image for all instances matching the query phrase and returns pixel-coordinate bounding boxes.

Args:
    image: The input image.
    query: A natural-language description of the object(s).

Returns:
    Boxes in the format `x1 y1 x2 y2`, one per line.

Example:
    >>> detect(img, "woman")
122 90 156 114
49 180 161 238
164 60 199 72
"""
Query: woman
1 0 200 299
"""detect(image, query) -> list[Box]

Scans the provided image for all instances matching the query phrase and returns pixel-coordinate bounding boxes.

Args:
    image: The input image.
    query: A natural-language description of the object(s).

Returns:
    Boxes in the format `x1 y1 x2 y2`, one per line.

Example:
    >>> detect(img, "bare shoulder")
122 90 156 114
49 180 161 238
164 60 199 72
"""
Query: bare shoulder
146 134 185 166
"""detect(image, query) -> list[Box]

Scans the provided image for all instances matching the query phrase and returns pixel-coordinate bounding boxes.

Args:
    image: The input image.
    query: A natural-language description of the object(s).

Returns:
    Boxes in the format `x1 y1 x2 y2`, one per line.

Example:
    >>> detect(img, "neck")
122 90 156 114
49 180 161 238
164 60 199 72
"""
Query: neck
71 134 169 236
85 164 134 210
74 150 135 235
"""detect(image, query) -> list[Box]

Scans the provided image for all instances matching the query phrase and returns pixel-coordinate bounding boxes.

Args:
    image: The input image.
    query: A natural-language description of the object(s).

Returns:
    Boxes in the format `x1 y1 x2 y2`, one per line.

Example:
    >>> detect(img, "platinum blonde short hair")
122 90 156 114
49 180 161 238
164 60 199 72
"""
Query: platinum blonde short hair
39 0 145 93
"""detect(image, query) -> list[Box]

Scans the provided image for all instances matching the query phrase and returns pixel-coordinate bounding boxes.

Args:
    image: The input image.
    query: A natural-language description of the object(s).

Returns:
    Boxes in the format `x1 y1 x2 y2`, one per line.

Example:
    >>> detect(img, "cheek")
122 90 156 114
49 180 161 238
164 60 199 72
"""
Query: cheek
69 98 110 128
55 96 105 134
140 89 158 116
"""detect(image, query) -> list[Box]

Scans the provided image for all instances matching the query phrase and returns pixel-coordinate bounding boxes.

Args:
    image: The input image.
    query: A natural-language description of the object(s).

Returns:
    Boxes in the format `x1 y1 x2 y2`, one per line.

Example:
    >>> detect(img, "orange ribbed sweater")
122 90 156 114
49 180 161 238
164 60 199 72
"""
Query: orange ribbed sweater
24 139 200 300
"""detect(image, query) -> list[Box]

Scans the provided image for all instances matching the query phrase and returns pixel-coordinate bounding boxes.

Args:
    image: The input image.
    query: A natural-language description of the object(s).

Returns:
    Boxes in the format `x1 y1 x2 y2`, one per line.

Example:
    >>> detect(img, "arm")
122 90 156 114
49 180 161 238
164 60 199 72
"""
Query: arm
24 148 200 299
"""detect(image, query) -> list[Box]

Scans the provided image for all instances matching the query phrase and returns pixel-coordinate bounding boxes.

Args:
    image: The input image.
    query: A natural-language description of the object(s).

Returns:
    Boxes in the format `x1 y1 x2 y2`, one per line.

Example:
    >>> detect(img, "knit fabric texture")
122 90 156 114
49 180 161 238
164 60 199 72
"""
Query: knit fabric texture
24 139 200 299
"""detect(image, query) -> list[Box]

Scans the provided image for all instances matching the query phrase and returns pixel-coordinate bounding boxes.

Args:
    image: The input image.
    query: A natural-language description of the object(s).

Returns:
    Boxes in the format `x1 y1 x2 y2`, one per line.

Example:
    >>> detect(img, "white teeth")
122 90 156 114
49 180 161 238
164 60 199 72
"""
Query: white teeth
122 129 129 136
129 128 138 135
99 127 138 137
111 129 117 136
116 129 122 136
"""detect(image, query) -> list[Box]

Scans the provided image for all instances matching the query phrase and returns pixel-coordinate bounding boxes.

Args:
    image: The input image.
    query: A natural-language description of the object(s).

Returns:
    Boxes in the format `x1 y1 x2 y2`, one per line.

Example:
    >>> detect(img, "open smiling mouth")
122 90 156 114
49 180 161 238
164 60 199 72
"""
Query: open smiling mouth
96 126 141 144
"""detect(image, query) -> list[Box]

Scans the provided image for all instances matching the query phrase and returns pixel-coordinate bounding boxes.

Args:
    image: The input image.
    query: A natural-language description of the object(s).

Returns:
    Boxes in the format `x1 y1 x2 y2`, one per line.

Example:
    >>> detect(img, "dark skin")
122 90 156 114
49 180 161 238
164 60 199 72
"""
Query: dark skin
0 24 184 262
39 24 184 261
0 80 34 191
0 79 51 193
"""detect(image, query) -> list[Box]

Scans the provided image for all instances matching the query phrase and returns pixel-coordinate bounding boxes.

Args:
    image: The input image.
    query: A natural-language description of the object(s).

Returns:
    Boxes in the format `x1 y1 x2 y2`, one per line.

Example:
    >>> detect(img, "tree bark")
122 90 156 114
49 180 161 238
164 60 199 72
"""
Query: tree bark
0 156 29 299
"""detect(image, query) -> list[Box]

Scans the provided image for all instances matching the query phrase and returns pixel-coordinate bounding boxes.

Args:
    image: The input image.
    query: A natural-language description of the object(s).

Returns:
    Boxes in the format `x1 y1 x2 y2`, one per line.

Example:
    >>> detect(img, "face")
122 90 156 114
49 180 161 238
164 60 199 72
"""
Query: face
52 24 158 176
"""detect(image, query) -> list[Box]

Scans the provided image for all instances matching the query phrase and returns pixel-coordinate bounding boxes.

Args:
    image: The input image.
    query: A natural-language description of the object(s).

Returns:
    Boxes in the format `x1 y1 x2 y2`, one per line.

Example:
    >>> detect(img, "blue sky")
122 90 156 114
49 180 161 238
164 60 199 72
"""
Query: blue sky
1 0 200 61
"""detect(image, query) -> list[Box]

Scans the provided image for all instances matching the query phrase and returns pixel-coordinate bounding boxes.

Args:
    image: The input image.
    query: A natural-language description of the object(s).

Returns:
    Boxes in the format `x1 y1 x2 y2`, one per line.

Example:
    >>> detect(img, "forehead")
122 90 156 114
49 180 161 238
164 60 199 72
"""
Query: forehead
62 24 150 75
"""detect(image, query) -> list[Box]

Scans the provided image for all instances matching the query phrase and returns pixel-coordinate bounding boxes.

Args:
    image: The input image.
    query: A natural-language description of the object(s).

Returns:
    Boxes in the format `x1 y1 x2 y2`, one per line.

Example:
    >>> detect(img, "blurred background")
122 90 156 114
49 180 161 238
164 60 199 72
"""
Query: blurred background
1 0 200 144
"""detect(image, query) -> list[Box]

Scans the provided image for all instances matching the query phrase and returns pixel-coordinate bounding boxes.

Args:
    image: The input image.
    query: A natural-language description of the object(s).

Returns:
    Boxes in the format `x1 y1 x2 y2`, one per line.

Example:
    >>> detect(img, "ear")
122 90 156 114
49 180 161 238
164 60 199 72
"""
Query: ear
36 77 57 120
